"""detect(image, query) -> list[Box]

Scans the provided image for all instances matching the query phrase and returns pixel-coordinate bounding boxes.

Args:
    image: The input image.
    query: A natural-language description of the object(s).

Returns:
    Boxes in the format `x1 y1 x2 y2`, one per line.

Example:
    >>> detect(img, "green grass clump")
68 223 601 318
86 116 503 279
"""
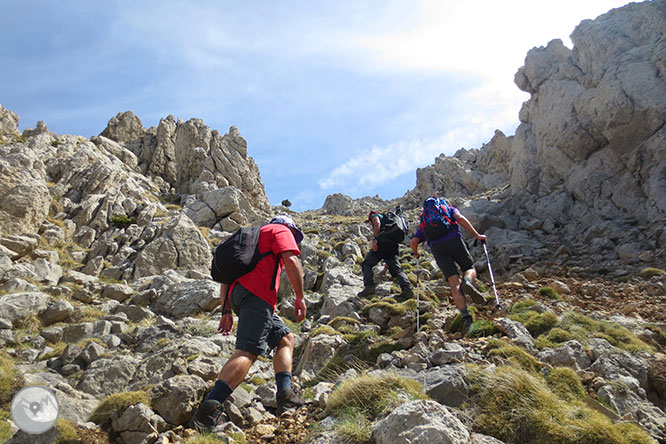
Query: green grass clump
558 312 652 353
55 418 80 443
524 312 559 338
89 390 150 424
467 319 497 338
538 287 562 301
110 215 136 229
485 339 541 374
326 372 426 443
469 365 654 444
310 325 340 337
545 367 586 402
638 267 665 279
328 317 361 333
0 409 13 443
535 328 577 349
0 352 24 406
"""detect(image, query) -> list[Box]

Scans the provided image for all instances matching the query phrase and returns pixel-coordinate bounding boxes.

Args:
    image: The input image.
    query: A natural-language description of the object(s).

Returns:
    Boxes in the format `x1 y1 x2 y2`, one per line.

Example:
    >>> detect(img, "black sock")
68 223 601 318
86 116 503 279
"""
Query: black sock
460 307 471 319
276 371 292 395
207 380 233 403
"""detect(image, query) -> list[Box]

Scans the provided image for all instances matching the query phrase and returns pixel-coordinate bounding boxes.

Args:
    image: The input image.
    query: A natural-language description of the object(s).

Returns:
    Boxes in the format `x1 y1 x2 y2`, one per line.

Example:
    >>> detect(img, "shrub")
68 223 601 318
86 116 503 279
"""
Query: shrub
89 391 150 424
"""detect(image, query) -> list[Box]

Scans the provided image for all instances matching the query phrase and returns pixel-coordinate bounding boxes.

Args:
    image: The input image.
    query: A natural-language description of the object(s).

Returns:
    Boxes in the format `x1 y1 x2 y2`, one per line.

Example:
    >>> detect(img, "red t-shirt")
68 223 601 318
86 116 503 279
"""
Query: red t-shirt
232 224 300 310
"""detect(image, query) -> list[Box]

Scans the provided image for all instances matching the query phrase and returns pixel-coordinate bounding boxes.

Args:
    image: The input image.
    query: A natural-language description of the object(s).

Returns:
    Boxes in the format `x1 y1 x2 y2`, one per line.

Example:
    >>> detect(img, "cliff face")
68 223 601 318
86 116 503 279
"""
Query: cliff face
401 0 666 278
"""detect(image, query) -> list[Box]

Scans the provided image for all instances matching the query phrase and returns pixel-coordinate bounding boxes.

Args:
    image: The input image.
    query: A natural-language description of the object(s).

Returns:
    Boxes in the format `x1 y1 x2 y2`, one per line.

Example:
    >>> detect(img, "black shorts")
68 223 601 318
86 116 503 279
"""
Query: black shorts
229 284 291 356
431 236 474 280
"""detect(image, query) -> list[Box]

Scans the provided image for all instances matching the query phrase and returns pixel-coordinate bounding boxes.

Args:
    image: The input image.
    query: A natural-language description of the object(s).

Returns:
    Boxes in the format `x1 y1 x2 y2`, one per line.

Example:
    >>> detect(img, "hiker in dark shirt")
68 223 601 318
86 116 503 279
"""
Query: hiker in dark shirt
357 211 414 300
191 216 307 432
411 197 487 333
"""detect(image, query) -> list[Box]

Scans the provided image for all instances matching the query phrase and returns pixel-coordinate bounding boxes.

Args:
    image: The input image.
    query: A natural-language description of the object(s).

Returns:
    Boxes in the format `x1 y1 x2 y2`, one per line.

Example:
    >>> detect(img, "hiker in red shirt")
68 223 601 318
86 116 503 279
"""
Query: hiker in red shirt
192 216 307 432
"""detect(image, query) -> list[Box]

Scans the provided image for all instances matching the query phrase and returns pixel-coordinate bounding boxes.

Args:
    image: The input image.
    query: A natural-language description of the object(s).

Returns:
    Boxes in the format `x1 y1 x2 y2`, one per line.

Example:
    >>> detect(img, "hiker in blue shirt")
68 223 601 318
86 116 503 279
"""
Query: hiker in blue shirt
358 211 414 300
411 197 487 333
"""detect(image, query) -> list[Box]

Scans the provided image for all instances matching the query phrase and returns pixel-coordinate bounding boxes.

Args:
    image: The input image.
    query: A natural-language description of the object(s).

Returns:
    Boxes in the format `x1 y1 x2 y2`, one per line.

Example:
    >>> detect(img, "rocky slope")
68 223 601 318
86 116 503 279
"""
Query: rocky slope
1 1 665 444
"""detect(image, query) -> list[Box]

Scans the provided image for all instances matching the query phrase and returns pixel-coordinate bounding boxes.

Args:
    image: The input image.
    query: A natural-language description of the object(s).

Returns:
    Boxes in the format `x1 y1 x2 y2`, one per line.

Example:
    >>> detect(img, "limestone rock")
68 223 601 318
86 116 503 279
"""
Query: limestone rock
372 399 470 444
150 374 208 425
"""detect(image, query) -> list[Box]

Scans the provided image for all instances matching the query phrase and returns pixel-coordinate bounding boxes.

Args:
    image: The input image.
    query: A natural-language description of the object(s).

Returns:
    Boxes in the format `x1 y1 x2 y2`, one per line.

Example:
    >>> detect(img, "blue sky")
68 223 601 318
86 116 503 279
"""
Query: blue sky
0 0 632 211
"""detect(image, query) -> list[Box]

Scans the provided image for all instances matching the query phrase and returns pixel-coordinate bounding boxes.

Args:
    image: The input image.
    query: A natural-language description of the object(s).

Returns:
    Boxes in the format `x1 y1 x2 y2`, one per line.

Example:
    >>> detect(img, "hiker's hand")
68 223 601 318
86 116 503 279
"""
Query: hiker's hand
476 234 487 244
218 313 233 335
412 250 420 258
372 239 378 251
294 297 307 322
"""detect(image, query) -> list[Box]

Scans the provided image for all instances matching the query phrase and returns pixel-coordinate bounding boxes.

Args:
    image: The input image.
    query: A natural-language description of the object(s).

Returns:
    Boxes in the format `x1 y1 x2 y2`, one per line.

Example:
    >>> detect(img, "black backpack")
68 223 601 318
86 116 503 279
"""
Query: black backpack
211 226 278 285
380 208 409 242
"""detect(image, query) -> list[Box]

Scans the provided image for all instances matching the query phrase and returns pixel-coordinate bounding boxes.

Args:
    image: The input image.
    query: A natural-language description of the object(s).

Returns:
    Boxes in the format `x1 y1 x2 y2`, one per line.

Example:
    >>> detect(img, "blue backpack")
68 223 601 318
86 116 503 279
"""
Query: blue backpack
420 197 459 241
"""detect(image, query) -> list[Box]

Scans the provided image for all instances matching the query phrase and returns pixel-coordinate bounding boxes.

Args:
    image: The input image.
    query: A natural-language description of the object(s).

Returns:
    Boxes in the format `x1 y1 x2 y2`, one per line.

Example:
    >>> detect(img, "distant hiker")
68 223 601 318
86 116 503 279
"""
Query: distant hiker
192 215 307 432
410 197 487 333
357 209 413 300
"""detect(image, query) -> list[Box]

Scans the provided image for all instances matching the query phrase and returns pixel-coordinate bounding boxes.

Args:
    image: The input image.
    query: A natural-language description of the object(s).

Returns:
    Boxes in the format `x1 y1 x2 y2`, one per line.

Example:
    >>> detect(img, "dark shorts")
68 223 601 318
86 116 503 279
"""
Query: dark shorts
431 236 474 280
229 283 291 356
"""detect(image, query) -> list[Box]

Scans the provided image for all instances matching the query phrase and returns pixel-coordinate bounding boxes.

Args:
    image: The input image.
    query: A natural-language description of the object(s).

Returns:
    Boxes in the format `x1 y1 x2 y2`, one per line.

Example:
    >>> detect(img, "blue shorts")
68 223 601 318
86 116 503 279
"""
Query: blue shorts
229 283 291 356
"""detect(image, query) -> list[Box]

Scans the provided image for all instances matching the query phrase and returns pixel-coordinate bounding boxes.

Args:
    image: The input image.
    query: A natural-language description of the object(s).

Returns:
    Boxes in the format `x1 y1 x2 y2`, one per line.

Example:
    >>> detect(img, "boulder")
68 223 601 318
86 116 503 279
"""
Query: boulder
150 375 208 425
372 400 470 444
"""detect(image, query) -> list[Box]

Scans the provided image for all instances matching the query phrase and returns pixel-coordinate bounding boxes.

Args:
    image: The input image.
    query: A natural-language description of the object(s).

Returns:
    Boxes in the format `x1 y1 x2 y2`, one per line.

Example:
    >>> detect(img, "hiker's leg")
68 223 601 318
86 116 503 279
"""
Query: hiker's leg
385 254 411 291
447 274 466 310
361 251 381 287
273 333 295 393
216 350 258 389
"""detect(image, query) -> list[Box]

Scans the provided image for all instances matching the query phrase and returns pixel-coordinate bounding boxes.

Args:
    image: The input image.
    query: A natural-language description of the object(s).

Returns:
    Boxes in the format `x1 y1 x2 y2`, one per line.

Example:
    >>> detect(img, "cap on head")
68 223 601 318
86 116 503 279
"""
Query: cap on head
367 211 380 222
270 215 304 244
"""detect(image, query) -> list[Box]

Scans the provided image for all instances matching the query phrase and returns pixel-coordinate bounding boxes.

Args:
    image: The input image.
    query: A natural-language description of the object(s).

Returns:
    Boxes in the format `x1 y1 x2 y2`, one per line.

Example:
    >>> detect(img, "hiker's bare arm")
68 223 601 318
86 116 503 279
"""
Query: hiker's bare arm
218 283 233 335
371 216 381 251
454 212 487 242
281 251 307 322
411 237 421 257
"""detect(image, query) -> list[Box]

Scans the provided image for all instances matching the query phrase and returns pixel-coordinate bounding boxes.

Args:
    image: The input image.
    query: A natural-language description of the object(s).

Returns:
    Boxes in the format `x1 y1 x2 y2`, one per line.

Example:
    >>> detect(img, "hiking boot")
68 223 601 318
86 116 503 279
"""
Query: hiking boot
357 286 376 298
462 315 474 335
276 388 305 414
396 287 413 301
461 277 486 305
190 399 227 433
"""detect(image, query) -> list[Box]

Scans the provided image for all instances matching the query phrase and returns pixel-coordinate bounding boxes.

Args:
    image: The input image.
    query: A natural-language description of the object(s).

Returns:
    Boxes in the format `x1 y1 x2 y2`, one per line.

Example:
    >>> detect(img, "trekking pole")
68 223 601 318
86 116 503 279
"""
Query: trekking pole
416 256 421 332
481 240 501 308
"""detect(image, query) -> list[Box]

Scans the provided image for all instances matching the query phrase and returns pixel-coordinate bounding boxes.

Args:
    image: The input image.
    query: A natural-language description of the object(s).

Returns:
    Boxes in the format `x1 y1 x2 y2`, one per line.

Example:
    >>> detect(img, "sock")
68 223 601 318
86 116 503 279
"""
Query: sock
206 380 233 403
460 307 471 319
275 371 292 395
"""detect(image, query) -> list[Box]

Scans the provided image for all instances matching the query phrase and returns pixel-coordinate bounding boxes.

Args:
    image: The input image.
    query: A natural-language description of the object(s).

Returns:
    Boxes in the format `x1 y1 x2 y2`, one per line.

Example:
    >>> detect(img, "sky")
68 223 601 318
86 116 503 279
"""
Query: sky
0 0 634 211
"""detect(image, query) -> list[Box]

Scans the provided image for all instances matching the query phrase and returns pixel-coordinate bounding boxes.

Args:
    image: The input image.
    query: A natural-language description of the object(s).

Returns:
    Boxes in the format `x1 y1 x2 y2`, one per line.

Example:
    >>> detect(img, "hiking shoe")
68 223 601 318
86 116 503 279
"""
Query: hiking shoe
357 286 376 298
276 388 305 413
190 399 227 433
461 277 486 305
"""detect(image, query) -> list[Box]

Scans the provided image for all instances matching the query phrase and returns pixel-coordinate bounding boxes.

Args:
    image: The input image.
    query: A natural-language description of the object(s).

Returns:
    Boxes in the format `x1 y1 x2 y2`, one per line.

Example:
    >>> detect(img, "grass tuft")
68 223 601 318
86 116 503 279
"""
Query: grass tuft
89 391 150 425
326 372 426 443
469 365 654 444
638 267 665 279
